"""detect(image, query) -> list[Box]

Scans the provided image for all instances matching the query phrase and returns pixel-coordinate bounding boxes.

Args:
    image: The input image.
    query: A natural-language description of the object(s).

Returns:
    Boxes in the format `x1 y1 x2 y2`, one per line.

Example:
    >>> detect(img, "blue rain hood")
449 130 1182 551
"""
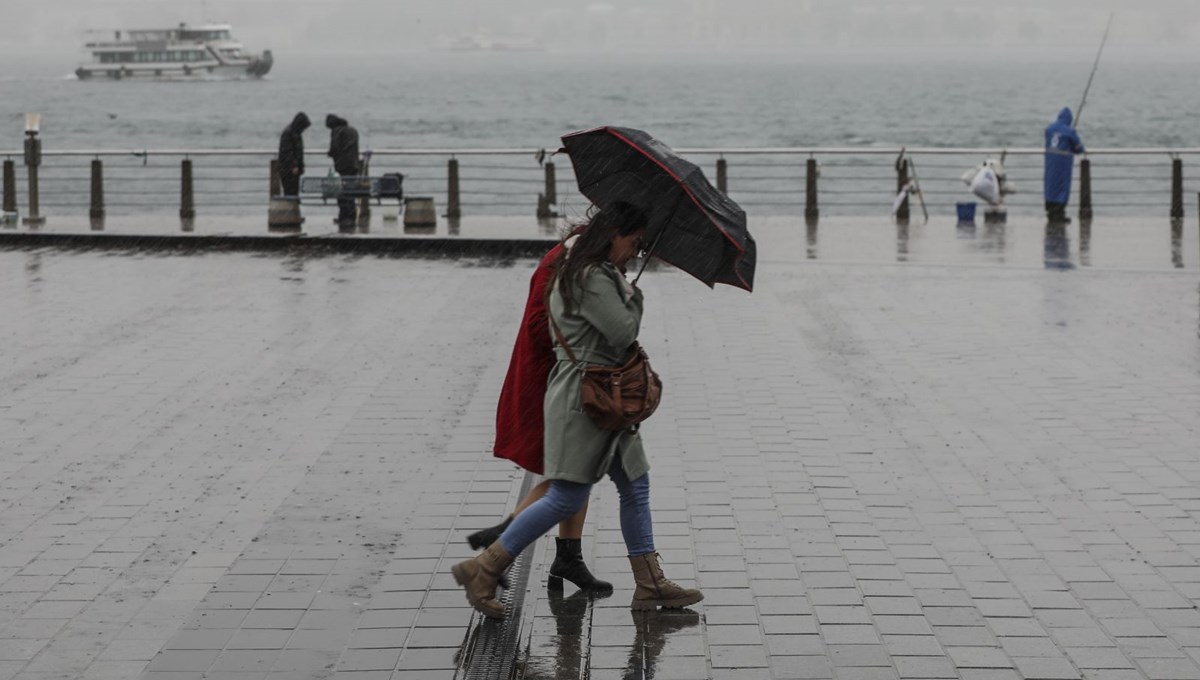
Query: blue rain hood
1044 107 1086 204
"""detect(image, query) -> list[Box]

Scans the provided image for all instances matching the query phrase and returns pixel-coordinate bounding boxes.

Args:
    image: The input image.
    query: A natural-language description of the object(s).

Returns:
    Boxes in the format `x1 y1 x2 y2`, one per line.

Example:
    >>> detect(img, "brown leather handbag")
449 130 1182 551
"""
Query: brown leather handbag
550 317 663 431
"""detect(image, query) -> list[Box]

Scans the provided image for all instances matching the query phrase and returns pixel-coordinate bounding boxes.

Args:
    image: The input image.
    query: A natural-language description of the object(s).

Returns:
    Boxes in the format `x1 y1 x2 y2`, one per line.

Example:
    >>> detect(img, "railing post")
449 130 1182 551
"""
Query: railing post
180 158 195 219
269 159 281 198
23 133 43 226
89 159 104 222
1171 213 1183 268
805 157 819 224
2 159 15 221
895 158 910 225
1078 158 1093 222
357 156 370 223
544 161 557 205
537 160 558 219
1171 157 1184 220
716 158 727 195
446 157 461 219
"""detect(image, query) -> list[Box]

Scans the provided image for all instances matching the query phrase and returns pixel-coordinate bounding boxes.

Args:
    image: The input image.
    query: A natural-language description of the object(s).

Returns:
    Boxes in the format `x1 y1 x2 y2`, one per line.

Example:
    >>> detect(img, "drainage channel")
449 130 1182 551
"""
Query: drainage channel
459 471 537 680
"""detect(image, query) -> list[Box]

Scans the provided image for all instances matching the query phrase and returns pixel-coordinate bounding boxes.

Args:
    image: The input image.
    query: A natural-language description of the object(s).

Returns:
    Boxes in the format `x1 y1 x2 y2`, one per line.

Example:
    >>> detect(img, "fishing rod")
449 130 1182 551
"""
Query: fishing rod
1075 12 1115 128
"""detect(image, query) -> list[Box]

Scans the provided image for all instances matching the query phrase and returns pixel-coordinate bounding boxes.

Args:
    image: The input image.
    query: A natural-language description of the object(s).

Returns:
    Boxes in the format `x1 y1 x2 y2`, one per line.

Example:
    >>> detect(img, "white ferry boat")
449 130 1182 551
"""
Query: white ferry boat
75 24 272 80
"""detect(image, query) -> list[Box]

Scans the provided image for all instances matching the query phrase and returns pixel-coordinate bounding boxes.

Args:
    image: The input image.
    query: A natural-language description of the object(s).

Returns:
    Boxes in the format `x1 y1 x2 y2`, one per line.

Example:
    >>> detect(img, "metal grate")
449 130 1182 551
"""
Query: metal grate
460 471 537 680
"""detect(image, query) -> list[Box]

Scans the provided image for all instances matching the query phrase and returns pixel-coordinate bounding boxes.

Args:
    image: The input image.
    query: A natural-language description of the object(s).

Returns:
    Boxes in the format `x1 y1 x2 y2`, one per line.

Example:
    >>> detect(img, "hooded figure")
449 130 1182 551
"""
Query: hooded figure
325 114 360 176
326 114 360 226
1043 107 1086 219
277 112 310 197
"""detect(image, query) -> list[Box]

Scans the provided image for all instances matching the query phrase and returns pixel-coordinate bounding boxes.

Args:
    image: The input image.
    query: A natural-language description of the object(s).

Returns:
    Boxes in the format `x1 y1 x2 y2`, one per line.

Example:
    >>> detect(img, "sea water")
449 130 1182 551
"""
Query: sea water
1 49 1198 218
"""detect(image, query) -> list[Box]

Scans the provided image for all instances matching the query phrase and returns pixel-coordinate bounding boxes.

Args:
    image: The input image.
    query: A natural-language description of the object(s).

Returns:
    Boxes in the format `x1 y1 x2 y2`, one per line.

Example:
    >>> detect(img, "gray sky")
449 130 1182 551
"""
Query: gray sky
6 0 1200 56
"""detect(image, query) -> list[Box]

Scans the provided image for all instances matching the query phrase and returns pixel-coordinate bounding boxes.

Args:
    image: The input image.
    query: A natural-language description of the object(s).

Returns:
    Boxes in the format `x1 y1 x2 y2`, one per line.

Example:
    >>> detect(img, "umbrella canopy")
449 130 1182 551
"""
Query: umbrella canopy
560 126 756 292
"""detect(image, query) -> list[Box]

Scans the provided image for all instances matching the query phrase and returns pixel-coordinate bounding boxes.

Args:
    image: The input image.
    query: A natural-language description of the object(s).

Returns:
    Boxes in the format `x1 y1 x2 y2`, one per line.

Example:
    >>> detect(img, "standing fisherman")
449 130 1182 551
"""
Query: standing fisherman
277 112 310 198
326 114 360 227
1043 107 1086 224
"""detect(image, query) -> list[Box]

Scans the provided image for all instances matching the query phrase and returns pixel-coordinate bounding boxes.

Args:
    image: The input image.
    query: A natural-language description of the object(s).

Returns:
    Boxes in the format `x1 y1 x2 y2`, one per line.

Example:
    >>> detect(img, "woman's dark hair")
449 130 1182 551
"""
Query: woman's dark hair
554 201 648 309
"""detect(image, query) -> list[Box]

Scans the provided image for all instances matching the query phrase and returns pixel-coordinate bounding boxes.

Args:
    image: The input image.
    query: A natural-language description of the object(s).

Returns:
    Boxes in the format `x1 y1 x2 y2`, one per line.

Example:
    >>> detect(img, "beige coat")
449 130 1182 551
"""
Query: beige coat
542 262 650 484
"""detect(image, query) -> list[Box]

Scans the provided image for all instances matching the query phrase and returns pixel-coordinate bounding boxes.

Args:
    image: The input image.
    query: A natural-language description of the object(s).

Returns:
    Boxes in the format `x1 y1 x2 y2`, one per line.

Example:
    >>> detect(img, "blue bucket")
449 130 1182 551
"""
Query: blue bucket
956 202 977 223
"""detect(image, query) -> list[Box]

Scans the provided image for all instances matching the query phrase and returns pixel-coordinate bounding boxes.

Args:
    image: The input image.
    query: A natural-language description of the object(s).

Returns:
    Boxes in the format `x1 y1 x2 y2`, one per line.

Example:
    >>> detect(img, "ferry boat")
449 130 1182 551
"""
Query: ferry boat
75 24 272 80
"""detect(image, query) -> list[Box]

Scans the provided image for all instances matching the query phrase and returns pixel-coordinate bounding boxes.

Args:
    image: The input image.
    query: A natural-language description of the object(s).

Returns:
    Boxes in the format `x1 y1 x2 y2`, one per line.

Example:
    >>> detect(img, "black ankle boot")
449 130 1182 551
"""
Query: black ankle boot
467 515 513 551
549 538 613 594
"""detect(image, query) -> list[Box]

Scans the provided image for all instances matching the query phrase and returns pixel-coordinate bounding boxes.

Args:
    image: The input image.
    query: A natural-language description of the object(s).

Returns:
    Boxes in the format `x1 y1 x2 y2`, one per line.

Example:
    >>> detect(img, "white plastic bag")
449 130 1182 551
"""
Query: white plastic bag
969 167 1002 206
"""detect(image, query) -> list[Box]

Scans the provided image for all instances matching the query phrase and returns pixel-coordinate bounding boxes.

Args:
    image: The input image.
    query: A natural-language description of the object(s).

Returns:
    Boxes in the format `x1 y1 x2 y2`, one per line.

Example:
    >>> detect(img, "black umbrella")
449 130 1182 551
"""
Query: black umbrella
560 126 756 292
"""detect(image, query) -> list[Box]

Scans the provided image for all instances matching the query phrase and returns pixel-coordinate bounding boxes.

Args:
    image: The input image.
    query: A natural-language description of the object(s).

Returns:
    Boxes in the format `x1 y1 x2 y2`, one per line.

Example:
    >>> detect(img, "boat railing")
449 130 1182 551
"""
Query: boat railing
1 145 1197 221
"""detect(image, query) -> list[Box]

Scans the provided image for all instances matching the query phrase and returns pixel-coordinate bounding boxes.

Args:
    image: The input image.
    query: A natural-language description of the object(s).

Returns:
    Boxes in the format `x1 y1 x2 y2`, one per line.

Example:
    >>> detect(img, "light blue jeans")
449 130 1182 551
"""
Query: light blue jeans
499 465 654 557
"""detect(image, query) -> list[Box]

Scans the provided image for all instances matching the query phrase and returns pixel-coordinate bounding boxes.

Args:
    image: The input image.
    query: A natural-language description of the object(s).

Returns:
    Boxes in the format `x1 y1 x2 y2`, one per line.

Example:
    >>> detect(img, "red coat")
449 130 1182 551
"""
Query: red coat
494 243 564 474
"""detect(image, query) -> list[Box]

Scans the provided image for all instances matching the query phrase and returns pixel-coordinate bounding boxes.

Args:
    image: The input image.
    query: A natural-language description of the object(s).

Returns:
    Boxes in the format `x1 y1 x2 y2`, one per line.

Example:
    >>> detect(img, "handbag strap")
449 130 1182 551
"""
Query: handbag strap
547 314 581 364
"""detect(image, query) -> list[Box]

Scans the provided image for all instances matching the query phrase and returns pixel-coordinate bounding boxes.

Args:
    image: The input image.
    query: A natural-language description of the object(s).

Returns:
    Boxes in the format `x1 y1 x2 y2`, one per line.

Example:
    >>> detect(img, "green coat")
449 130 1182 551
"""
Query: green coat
543 262 650 484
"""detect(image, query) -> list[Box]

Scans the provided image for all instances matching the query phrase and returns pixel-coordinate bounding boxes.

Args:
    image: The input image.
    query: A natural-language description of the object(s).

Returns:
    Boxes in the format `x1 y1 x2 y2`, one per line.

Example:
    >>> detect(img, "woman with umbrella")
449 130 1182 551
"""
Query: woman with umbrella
452 201 704 619
464 225 613 596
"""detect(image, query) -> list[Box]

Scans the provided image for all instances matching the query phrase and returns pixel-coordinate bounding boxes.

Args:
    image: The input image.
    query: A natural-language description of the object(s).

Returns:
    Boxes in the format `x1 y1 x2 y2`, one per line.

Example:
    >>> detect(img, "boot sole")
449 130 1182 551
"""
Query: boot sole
450 564 505 620
631 591 704 610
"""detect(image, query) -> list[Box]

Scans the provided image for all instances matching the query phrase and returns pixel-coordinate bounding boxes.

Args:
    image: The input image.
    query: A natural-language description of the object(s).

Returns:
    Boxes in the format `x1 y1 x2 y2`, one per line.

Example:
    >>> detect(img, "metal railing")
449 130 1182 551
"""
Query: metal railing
3 145 1199 225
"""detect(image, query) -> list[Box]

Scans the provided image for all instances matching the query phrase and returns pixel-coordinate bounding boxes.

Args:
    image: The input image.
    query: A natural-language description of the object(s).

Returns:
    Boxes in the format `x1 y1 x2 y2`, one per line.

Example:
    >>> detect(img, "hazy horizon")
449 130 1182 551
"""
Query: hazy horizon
5 0 1200 57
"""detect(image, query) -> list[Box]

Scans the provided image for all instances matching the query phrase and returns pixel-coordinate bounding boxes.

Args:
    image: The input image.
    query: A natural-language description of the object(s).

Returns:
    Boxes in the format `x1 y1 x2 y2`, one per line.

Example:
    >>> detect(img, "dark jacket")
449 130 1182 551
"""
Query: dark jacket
278 112 310 176
1044 107 1086 204
326 114 360 176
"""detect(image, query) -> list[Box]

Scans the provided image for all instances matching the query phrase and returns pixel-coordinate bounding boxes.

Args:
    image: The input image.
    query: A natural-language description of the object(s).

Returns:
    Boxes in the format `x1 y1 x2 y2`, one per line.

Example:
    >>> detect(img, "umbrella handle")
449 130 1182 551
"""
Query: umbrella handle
631 227 667 287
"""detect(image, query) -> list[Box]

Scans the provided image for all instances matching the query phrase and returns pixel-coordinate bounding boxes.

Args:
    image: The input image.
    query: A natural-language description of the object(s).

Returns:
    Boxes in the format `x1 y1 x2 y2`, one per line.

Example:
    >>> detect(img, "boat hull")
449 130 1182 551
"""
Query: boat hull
75 56 271 81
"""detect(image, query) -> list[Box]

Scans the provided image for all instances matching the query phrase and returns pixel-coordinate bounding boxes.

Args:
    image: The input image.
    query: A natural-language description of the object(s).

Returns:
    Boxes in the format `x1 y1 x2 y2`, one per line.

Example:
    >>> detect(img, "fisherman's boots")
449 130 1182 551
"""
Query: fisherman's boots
628 552 704 610
466 515 513 551
548 538 613 594
451 541 514 619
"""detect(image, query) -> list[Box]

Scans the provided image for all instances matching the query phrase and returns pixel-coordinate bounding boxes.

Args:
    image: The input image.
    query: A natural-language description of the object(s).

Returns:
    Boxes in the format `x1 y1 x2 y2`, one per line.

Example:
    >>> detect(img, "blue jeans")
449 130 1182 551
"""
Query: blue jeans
499 465 654 558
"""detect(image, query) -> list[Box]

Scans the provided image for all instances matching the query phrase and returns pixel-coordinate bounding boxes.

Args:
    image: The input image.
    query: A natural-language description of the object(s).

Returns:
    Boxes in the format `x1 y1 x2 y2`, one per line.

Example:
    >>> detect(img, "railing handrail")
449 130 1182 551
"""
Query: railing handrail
5 146 1200 158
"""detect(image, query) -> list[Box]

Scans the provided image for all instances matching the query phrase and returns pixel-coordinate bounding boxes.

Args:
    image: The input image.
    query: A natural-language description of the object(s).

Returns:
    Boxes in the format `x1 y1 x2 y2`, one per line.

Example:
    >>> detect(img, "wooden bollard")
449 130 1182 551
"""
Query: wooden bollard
2 159 15 217
805 158 819 224
23 134 43 226
716 158 727 195
1078 158 1093 221
895 158 910 224
537 161 558 218
1171 158 1184 220
180 159 195 219
269 159 281 198
89 159 104 220
544 161 557 205
446 158 461 219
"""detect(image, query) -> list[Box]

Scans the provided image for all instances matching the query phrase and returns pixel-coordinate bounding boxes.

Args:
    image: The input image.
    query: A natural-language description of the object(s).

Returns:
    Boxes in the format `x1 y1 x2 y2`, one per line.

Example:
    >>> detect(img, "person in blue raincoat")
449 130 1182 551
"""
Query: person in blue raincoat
1043 107 1086 223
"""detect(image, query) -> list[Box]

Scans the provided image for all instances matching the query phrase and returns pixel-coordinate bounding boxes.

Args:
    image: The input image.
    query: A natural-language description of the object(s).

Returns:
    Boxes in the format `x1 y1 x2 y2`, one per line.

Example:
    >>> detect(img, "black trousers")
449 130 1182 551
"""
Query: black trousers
1045 202 1069 223
336 195 356 224
281 173 300 198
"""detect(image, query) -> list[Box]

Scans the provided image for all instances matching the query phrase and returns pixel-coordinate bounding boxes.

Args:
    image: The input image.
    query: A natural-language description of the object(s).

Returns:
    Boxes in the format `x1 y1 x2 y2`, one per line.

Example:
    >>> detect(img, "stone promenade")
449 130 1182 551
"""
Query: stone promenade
0 217 1198 679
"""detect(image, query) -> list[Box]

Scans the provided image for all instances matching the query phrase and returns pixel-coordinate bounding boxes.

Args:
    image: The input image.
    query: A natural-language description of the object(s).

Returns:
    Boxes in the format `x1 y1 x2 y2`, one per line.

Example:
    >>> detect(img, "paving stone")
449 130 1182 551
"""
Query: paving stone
893 655 958 678
767 655 834 679
1012 656 1083 679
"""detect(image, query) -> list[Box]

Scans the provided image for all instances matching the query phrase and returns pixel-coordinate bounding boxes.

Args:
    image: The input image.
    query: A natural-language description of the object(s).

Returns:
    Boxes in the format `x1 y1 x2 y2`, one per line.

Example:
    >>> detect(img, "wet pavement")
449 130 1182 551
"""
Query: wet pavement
0 216 1198 679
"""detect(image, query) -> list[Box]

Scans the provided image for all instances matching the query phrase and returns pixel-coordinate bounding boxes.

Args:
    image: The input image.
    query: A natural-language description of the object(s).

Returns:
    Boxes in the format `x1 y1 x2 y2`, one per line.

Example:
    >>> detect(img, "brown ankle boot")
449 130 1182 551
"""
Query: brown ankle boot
628 552 703 610
451 541 514 619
